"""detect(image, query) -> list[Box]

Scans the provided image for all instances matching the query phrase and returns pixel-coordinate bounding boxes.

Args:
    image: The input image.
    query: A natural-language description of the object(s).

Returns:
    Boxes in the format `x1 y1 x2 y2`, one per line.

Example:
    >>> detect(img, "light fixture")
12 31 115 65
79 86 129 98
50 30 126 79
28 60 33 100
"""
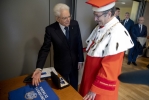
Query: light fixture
121 2 126 4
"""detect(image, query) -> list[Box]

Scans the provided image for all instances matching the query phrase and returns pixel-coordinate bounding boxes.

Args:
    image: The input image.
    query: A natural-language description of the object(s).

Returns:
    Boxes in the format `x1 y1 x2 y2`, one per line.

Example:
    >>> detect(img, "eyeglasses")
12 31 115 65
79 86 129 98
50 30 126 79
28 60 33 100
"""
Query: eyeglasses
94 13 106 19
59 16 71 21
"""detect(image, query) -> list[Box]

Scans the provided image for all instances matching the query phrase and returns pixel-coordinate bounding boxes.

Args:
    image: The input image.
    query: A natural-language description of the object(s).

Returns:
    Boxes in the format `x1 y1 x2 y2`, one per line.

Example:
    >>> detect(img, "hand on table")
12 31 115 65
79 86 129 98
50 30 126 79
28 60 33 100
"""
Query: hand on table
32 69 41 86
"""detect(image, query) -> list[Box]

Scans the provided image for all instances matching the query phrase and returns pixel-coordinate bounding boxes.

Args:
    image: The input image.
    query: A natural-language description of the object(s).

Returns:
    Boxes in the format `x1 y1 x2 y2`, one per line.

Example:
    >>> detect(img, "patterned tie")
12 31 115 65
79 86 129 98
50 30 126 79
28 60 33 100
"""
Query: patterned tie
124 20 127 25
139 24 142 33
64 27 69 40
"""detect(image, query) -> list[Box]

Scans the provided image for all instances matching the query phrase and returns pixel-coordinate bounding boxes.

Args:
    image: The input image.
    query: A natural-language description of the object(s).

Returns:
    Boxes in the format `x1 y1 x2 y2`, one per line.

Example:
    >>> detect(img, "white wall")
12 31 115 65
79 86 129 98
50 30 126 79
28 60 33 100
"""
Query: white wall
76 0 96 47
119 7 132 20
144 2 149 35
130 1 139 22
0 0 49 80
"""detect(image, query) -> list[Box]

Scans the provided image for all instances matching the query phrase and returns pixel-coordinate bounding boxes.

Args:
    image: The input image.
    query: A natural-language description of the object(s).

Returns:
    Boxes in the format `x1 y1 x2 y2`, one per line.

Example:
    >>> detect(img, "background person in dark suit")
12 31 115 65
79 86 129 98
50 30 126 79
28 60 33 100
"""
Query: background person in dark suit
127 17 147 66
114 7 120 21
32 3 84 90
122 12 134 36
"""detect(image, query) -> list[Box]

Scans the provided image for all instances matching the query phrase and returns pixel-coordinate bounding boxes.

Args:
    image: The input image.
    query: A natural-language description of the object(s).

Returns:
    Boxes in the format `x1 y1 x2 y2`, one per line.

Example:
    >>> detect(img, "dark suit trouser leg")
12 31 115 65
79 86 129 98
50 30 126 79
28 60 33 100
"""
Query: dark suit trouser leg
128 47 134 62
69 69 78 91
132 51 138 62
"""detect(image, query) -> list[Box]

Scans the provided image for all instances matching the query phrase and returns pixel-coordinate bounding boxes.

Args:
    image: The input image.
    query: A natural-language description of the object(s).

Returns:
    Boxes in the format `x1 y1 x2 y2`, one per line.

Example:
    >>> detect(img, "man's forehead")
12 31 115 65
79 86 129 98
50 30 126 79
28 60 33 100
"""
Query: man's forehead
59 11 70 17
139 17 144 20
139 19 144 21
94 11 103 15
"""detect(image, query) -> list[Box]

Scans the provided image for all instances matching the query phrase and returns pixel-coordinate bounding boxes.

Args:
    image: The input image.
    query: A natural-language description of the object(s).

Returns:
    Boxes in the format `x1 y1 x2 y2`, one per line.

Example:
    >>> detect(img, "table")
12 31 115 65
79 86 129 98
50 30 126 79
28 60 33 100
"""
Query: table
0 75 83 100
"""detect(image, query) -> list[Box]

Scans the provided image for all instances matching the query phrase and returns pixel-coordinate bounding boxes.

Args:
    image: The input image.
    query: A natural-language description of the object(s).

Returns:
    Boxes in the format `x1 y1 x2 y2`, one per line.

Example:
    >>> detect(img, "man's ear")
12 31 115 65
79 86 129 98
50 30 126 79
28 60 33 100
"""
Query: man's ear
56 17 59 22
107 11 111 18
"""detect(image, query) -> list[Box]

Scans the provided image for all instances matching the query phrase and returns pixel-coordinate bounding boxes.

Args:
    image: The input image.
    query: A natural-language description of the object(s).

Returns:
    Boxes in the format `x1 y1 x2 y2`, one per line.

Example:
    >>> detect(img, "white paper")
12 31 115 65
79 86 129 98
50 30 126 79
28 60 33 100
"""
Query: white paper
41 67 58 78
138 37 147 47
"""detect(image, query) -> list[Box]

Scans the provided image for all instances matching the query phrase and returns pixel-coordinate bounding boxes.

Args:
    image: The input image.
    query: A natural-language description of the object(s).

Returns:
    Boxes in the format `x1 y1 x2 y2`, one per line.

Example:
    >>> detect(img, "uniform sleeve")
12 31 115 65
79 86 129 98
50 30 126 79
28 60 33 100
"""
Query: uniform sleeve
90 52 124 95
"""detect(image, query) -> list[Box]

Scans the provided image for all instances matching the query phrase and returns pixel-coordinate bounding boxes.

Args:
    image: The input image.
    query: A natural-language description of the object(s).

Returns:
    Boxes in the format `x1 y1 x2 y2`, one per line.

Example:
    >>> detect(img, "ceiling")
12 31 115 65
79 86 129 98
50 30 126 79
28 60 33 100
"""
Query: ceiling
115 0 133 8
116 0 149 8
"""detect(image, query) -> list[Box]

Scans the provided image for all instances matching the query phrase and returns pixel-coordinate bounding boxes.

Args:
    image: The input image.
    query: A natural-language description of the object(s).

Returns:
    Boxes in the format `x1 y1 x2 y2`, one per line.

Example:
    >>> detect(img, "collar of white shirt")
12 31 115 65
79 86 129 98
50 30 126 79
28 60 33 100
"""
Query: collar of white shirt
59 23 69 35
59 23 65 34
139 24 142 27
125 19 129 22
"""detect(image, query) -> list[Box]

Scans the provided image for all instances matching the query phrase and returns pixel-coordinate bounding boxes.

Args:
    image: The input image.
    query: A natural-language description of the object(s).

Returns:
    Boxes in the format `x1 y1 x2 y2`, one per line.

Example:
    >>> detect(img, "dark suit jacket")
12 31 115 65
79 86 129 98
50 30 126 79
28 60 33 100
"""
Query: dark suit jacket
131 24 147 41
131 24 147 54
36 20 84 74
122 18 134 35
116 16 120 21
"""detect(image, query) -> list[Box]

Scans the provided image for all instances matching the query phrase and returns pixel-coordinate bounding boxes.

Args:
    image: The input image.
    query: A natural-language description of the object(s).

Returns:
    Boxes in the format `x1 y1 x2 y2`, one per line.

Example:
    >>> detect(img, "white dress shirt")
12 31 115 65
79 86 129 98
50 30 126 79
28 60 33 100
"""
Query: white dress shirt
59 23 67 35
124 19 129 25
139 24 142 33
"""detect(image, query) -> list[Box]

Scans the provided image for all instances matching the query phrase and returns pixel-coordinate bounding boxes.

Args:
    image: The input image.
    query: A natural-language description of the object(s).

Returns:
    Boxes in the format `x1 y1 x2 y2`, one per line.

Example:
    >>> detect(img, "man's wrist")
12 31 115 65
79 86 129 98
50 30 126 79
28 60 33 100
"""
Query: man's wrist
36 68 42 71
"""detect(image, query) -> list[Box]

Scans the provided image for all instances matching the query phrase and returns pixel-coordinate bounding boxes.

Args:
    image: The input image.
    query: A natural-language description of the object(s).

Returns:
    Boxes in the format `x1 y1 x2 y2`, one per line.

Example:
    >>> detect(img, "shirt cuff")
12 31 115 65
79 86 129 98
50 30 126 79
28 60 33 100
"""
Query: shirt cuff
36 68 42 71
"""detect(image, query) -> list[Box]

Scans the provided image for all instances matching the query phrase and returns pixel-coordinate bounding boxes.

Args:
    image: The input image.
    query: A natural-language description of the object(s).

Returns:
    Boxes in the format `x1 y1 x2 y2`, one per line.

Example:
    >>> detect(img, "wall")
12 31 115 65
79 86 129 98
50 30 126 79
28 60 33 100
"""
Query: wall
119 7 132 20
144 2 149 35
0 0 49 80
130 1 139 22
76 0 96 47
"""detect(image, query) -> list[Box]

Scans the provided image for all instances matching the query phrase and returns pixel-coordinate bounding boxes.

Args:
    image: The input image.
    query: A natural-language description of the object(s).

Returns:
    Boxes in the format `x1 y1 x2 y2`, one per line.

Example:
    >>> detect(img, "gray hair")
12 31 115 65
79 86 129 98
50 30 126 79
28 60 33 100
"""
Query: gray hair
125 12 130 15
53 3 70 17
103 7 115 17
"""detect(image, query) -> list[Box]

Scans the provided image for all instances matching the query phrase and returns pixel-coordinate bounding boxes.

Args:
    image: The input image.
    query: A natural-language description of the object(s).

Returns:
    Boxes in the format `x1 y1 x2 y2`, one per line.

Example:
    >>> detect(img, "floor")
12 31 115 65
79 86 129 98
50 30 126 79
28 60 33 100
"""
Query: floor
118 56 149 100
78 54 149 100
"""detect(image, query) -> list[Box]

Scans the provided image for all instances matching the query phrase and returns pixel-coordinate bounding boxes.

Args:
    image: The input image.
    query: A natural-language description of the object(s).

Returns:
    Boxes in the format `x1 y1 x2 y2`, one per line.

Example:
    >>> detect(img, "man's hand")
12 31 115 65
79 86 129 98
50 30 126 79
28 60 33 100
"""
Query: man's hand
78 62 83 70
83 91 96 100
32 69 42 86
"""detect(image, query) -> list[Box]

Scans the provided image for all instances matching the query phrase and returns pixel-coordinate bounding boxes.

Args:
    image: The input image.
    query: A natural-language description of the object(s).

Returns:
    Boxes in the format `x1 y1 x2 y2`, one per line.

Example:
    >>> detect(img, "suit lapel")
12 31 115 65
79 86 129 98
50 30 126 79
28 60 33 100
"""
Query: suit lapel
126 19 129 25
55 22 70 48
124 19 128 26
123 20 125 25
69 25 74 49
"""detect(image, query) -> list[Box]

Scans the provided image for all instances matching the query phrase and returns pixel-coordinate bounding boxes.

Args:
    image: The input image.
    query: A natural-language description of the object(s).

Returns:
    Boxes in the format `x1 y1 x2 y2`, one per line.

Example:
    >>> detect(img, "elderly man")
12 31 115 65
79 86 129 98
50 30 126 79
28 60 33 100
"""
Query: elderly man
128 17 147 66
32 3 84 90
114 7 120 21
122 12 134 35
79 0 134 100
